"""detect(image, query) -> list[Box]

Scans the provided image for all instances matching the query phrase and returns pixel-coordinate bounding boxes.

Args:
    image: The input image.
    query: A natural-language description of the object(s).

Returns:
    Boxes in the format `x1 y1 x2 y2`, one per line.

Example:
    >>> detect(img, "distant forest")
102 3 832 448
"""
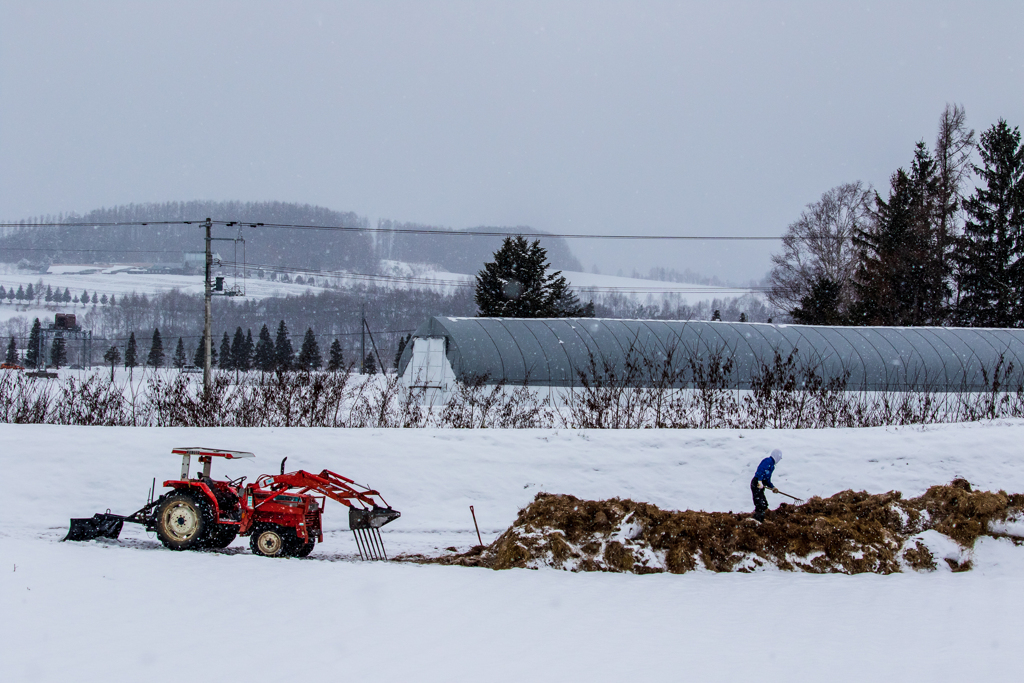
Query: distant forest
0 284 770 370
0 200 582 274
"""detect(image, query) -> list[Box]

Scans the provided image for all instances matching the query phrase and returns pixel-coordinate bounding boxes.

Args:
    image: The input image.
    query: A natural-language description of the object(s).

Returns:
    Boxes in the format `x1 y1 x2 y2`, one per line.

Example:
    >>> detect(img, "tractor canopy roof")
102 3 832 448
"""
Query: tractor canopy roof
171 447 255 459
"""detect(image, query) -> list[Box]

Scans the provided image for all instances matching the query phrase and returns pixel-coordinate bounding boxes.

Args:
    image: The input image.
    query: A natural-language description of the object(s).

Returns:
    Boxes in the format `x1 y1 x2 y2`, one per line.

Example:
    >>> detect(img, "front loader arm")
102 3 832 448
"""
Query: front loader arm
254 469 391 510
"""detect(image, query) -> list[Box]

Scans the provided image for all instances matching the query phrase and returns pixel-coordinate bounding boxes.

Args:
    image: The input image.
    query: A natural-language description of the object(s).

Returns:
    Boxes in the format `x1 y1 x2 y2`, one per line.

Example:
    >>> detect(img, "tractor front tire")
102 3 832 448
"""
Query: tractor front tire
250 525 293 558
156 491 213 551
292 537 316 558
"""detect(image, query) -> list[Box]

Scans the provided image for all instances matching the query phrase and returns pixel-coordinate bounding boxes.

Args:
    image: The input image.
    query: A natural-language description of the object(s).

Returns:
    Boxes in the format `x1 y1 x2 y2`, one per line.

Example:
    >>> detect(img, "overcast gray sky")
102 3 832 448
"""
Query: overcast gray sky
2 1 1022 282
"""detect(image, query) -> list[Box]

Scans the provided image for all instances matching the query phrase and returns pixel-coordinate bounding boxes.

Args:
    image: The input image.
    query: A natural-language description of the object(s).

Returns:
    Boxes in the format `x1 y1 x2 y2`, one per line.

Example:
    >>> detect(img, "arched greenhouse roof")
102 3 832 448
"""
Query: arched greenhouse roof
397 317 1024 392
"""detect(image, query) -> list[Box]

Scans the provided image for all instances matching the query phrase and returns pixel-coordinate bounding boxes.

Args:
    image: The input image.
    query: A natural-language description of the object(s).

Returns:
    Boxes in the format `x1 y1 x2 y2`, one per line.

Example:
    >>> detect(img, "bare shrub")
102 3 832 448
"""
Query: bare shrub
687 347 736 429
52 376 131 426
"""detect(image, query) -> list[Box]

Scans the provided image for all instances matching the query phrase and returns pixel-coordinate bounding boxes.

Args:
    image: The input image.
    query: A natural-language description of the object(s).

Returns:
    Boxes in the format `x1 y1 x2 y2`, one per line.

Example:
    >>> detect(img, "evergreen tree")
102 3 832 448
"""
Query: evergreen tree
955 120 1024 327
45 285 52 302
0 286 5 301
242 329 255 372
230 327 246 371
125 332 138 371
711 309 722 321
907 142 949 323
100 293 108 305
172 337 187 369
363 352 378 375
25 318 42 368
546 276 593 317
219 332 233 370
790 276 845 325
394 333 412 369
328 339 344 372
850 149 948 327
50 336 67 368
254 324 275 372
103 345 121 381
25 284 34 301
147 328 165 367
91 292 99 304
81 289 89 304
5 336 17 365
297 328 322 370
16 285 25 301
475 236 593 317
62 288 71 303
109 294 116 306
193 337 218 368
5 288 13 302
273 320 294 371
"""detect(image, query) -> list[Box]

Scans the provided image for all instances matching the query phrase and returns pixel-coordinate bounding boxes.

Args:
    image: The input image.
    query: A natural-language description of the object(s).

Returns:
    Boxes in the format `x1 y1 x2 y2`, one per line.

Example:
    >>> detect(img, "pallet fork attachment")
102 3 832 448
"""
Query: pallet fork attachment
349 507 401 560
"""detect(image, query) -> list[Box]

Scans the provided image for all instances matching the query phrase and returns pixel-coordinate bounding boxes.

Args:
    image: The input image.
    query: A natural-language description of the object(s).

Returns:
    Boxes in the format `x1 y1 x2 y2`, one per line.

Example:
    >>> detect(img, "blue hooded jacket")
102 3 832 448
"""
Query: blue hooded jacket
754 456 776 488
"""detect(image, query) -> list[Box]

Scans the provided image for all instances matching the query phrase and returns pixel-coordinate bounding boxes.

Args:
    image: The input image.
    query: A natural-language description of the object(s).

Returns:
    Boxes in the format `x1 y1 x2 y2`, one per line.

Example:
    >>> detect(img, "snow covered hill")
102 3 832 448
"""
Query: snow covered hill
2 421 1023 681
0 261 756 326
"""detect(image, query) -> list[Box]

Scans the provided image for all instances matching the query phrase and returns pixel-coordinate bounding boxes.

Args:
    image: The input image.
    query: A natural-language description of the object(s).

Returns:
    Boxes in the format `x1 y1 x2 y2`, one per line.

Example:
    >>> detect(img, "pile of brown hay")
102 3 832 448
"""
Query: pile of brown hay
416 479 1024 574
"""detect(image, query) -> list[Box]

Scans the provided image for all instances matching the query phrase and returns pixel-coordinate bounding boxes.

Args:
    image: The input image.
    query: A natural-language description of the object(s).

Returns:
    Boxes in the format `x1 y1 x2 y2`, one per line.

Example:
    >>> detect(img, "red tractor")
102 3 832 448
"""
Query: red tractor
65 447 400 560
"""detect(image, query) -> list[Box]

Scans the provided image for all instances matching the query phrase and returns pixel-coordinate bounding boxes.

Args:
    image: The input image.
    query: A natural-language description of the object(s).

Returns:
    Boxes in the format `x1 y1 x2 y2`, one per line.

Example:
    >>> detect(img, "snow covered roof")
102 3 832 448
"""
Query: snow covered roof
398 317 1024 391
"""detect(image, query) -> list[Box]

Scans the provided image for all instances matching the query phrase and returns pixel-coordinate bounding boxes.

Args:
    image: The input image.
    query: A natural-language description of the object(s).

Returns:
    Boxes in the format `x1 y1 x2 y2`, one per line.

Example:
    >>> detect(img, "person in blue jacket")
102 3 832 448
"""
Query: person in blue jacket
751 449 782 522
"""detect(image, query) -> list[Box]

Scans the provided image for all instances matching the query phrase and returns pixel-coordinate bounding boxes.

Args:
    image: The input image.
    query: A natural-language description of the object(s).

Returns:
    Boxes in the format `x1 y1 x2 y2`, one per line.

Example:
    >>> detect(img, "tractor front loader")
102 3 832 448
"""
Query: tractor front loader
63 447 400 560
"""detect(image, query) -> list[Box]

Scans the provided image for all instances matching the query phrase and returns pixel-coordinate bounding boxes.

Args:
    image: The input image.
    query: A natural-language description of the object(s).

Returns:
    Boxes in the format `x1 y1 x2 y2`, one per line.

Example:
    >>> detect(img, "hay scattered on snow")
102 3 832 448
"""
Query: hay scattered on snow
417 480 1024 574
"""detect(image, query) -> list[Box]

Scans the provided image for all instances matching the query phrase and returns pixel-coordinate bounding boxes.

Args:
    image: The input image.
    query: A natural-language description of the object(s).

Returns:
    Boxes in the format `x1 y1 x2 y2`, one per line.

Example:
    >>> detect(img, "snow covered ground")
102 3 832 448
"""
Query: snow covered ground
3 421 1023 682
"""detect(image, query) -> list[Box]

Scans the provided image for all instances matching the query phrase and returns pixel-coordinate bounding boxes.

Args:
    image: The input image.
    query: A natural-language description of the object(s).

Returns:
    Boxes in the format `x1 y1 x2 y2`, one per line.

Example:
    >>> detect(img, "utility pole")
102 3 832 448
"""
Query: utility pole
203 217 213 395
360 302 366 374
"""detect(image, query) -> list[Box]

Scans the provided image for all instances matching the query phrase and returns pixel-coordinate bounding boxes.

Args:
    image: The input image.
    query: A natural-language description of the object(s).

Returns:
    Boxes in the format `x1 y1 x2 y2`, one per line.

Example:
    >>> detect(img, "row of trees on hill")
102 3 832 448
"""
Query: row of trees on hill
0 201 584 279
11 318 378 375
0 284 109 305
770 104 1024 327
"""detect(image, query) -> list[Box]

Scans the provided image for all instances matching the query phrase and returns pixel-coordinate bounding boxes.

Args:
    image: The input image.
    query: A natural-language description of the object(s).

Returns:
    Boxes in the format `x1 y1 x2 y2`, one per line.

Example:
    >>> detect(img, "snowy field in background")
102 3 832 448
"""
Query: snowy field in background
2 421 1024 682
0 261 756 325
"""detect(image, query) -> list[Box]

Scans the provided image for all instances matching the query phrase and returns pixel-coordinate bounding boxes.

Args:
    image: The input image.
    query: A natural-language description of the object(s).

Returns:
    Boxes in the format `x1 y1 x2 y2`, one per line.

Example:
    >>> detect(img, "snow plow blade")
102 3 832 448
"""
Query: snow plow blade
349 506 400 561
62 513 126 542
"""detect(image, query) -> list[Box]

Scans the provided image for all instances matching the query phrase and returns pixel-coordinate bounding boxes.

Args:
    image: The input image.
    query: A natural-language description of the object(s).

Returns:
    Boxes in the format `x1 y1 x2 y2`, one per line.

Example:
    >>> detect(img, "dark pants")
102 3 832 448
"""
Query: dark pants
751 477 768 521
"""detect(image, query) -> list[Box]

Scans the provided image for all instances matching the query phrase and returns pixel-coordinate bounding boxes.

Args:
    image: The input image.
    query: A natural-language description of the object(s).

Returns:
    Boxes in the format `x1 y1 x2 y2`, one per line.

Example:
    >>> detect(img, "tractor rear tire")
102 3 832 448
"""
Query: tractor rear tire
156 491 214 551
250 525 293 558
204 523 239 549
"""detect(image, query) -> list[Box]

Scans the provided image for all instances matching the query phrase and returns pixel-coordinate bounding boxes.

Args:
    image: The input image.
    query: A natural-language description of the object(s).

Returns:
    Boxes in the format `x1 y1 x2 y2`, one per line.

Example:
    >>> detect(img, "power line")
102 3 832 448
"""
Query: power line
0 219 781 241
0 247 187 254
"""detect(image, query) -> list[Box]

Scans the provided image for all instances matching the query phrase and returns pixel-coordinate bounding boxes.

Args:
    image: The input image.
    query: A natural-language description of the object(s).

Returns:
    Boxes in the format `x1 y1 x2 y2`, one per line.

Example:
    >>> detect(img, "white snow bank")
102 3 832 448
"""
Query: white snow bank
3 420 1024 682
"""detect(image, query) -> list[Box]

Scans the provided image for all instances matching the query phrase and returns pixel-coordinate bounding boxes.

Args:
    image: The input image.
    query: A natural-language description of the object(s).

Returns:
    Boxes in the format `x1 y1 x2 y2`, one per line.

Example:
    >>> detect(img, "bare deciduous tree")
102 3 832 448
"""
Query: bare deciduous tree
767 182 872 317
934 103 976 306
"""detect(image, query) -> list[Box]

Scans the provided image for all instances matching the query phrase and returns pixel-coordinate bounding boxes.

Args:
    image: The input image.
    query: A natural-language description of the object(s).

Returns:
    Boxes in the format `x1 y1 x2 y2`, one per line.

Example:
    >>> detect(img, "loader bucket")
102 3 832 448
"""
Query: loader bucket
62 513 126 542
349 507 401 561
